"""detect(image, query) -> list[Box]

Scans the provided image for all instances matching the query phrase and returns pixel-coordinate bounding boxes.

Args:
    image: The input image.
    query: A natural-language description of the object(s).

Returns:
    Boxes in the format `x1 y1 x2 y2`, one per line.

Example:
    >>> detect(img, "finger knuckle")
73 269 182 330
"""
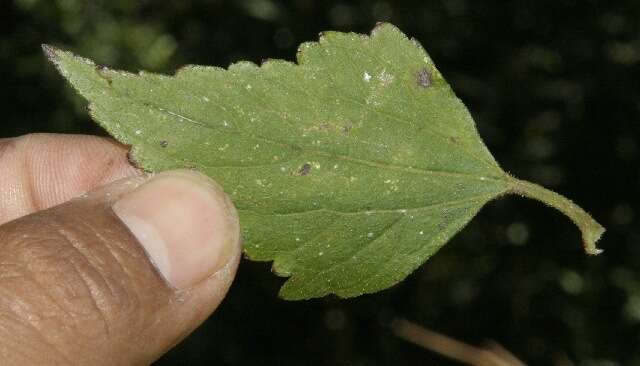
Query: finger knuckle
0 210 165 343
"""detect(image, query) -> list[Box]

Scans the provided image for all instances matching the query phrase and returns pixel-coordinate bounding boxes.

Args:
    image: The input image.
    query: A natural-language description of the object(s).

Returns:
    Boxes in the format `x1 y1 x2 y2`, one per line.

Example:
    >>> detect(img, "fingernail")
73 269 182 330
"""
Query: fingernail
112 170 240 289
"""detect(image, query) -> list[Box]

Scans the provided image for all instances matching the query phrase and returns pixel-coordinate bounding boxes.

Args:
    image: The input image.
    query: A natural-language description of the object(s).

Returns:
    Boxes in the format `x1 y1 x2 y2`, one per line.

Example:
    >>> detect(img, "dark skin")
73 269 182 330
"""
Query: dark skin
0 134 241 365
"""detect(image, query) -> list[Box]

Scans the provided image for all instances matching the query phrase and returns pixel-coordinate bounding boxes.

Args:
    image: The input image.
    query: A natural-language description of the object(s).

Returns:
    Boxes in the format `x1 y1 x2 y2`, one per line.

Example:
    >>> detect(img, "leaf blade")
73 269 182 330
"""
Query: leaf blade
44 23 603 300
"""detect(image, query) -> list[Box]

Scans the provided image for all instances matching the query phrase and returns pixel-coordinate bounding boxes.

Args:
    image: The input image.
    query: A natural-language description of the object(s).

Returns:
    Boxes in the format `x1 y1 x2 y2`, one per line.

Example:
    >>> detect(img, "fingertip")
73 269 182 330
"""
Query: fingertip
113 169 241 290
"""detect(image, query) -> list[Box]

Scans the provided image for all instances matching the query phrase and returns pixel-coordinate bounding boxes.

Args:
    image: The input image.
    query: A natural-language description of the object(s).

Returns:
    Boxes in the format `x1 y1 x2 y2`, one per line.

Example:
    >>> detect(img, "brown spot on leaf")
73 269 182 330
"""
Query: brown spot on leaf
416 68 431 88
296 163 312 176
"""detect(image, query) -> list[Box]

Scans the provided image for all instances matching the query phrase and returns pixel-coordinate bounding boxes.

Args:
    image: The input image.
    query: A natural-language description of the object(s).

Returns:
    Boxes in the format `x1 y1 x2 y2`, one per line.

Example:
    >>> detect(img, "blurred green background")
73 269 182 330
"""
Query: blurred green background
2 0 639 365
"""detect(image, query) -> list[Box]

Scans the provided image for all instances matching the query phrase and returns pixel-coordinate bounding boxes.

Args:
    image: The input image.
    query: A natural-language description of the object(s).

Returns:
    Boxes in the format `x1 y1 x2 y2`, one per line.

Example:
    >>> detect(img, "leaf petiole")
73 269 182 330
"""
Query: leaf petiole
508 177 605 255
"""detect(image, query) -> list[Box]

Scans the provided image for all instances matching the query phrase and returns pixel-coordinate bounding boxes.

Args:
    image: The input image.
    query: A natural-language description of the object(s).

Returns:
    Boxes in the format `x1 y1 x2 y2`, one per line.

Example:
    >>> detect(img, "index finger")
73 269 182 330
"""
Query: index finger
0 133 140 224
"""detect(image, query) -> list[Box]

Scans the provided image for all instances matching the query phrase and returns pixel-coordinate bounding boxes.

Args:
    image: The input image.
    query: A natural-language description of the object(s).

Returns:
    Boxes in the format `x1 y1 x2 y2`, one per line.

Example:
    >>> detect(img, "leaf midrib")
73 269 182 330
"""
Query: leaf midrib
99 83 507 183
239 192 500 216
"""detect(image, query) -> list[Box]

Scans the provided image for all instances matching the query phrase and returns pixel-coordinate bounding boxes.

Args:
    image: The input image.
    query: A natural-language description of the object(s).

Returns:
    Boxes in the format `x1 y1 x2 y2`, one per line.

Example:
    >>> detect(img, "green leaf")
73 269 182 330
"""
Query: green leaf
43 23 605 300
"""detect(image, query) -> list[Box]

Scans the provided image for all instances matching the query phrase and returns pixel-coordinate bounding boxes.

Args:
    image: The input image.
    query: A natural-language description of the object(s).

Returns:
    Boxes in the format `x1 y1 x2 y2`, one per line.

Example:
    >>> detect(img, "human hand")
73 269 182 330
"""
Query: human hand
0 134 241 365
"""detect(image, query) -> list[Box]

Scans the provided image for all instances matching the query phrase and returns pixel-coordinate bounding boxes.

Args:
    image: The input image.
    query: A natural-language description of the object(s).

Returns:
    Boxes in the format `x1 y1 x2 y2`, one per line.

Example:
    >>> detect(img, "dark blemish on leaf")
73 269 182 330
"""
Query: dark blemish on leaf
296 163 312 176
159 140 169 148
416 68 431 88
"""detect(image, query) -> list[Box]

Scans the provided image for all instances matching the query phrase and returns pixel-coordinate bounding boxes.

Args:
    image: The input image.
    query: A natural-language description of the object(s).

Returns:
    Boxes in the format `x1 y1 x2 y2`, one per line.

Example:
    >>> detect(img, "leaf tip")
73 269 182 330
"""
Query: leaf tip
41 44 60 63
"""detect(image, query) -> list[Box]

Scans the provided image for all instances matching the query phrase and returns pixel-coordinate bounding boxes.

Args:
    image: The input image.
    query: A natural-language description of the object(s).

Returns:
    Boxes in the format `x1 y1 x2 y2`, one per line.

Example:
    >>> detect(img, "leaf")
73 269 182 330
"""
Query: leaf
43 23 605 300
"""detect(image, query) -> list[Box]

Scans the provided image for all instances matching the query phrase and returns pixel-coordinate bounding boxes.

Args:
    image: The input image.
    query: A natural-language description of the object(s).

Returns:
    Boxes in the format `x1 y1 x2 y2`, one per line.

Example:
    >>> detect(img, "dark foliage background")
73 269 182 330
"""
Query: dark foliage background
2 1 639 365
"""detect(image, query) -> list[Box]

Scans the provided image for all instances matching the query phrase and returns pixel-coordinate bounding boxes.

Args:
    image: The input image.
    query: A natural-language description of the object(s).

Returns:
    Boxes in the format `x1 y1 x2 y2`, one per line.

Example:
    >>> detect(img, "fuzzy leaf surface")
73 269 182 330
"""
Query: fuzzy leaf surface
46 24 590 300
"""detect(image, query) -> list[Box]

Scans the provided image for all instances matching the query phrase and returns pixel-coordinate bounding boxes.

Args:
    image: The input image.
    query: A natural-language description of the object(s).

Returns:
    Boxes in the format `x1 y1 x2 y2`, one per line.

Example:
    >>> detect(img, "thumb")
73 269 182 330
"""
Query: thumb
0 170 241 365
